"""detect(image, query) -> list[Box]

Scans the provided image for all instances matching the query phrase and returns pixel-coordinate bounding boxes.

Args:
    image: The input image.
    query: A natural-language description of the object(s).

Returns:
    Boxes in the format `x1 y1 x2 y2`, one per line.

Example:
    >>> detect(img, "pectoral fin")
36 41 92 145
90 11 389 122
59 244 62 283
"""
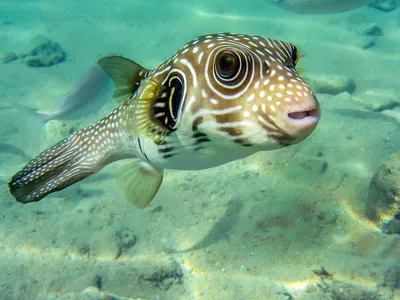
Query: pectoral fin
116 160 164 209
129 79 170 144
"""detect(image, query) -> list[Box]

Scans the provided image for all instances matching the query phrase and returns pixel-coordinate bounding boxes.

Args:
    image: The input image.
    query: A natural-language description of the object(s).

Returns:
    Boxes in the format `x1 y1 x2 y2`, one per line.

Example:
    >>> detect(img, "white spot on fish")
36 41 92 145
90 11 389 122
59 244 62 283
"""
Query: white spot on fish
247 93 255 102
261 103 267 112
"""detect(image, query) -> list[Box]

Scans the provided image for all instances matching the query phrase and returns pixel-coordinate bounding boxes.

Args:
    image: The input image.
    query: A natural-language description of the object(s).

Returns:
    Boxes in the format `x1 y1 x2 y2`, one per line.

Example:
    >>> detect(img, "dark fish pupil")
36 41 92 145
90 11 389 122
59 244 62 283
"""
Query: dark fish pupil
220 56 233 71
292 46 299 66
217 52 238 78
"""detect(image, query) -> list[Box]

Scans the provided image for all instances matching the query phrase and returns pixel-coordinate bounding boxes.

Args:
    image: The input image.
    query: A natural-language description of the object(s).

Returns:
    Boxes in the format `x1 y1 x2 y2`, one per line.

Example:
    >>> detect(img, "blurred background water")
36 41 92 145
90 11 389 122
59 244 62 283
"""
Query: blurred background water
0 0 399 299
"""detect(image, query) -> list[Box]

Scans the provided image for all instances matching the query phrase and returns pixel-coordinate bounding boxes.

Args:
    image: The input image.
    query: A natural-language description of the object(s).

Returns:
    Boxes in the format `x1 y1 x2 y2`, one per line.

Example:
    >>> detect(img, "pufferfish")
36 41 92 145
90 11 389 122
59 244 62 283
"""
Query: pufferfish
8 33 321 208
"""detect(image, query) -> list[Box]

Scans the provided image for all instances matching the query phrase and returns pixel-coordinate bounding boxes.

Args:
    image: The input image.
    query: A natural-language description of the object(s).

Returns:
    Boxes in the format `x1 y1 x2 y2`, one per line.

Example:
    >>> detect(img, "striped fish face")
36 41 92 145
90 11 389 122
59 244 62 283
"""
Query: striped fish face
151 33 320 150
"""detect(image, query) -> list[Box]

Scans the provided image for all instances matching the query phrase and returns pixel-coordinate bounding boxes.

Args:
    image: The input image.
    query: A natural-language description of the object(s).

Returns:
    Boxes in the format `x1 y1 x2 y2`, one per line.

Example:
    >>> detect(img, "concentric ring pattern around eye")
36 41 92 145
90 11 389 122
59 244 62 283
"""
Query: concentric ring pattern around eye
206 43 255 99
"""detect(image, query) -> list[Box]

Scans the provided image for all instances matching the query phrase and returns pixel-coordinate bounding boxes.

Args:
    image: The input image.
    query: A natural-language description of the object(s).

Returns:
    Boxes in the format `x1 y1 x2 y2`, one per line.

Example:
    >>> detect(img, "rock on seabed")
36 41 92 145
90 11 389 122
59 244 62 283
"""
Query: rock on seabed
365 152 400 234
22 36 67 67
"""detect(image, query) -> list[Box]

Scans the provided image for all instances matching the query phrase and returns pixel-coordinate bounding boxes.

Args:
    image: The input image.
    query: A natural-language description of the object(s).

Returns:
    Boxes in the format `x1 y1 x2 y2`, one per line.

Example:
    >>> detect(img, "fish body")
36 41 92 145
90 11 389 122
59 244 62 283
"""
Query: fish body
16 61 117 123
267 0 372 14
39 64 113 122
9 33 320 208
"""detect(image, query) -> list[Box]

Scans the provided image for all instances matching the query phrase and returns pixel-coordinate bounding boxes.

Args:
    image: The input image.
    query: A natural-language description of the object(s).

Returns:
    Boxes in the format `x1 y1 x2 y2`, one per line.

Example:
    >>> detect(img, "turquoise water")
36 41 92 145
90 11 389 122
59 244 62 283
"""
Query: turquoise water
1 1 399 299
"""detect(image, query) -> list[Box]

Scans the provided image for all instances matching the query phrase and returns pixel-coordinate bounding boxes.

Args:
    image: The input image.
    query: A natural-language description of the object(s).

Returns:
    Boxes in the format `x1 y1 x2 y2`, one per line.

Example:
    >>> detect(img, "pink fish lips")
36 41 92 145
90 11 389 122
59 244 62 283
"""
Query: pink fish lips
288 107 319 120
285 100 321 138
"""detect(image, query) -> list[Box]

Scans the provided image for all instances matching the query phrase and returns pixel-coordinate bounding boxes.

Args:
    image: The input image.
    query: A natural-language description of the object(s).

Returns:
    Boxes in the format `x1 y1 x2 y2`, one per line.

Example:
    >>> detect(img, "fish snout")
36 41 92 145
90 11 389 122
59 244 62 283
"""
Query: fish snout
282 92 320 141
252 74 320 148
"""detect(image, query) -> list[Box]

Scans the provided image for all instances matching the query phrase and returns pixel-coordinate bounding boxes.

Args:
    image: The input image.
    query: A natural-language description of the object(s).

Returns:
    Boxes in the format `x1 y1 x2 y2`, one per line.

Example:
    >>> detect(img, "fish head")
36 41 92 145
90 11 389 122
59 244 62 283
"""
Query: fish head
153 33 320 150
224 34 321 149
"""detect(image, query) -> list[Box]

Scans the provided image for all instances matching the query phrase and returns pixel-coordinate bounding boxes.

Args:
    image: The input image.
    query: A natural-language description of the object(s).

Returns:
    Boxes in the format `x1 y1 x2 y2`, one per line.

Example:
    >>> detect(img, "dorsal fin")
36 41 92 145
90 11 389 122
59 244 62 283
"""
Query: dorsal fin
98 55 149 102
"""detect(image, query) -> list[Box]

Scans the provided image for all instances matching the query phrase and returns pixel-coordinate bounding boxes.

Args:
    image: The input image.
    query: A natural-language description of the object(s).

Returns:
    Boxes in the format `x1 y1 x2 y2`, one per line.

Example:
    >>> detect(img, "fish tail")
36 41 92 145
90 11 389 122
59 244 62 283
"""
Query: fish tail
8 112 130 203
12 101 50 123
9 135 98 203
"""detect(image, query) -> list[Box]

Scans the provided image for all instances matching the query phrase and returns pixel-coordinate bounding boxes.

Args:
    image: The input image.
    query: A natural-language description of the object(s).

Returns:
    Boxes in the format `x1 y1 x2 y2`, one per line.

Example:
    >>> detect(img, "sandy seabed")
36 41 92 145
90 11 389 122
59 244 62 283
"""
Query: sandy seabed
0 0 399 299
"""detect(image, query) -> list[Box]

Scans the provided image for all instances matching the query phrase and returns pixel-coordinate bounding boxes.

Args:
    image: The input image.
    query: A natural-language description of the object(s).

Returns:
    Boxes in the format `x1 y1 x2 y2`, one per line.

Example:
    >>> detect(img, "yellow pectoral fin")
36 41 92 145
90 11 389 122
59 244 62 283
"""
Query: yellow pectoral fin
128 78 170 144
97 55 148 103
116 160 164 209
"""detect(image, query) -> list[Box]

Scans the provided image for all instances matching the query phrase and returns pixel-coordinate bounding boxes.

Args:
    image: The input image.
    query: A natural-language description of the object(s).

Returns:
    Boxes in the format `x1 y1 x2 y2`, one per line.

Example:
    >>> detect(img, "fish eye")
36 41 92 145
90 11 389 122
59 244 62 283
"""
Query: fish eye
292 46 300 66
215 50 240 79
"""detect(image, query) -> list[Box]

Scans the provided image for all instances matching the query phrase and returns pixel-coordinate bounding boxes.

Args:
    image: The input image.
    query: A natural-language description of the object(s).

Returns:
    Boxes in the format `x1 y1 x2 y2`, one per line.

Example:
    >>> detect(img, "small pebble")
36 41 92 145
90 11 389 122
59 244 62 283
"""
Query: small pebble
240 264 248 272
95 274 104 290
356 36 376 49
115 229 137 258
359 24 384 37
0 51 17 64
303 74 356 95
320 162 328 174
22 36 67 67
353 88 399 112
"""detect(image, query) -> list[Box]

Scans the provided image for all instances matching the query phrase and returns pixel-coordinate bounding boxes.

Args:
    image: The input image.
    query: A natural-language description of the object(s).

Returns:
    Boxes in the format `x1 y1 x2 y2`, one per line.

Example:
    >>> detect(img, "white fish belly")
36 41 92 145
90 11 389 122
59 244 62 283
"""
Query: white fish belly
139 137 254 171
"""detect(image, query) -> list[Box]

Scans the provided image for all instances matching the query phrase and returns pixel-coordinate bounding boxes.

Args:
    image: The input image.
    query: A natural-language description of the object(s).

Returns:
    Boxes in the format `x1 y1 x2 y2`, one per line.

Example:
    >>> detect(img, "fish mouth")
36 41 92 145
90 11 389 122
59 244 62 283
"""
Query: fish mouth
288 108 319 120
285 105 321 134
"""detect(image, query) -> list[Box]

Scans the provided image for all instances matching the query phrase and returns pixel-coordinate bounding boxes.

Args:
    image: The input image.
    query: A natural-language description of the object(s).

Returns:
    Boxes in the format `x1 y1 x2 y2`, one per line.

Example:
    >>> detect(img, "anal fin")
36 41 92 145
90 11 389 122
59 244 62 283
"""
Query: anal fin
116 160 164 208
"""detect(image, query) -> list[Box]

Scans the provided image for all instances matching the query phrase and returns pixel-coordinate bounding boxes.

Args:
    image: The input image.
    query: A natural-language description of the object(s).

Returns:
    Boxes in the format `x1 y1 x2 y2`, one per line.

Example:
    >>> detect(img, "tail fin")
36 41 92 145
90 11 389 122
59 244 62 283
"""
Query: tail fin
8 123 128 203
12 101 49 123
